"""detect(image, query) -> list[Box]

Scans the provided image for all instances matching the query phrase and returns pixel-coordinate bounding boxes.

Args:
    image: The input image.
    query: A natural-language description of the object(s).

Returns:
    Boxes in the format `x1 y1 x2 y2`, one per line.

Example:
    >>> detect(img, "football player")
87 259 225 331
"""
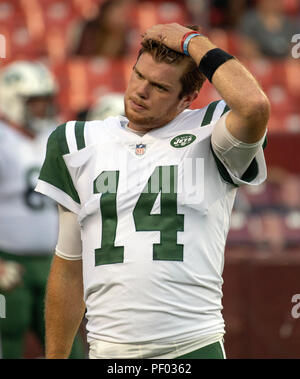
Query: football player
0 61 84 358
36 24 269 359
87 93 125 121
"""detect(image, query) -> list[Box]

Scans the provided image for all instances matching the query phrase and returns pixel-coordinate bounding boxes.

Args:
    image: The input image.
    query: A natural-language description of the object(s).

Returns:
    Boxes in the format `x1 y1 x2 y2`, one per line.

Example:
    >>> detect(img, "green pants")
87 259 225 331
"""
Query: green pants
176 341 225 359
0 250 85 359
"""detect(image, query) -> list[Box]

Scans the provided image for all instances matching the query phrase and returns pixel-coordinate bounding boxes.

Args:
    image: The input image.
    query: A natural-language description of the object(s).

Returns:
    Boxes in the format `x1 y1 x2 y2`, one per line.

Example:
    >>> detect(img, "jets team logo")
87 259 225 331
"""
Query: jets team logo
170 134 196 148
135 143 146 155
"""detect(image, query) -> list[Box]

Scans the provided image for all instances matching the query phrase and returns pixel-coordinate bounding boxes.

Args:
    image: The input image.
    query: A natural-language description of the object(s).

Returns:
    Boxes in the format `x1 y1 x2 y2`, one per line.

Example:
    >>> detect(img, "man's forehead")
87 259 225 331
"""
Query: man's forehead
135 53 184 86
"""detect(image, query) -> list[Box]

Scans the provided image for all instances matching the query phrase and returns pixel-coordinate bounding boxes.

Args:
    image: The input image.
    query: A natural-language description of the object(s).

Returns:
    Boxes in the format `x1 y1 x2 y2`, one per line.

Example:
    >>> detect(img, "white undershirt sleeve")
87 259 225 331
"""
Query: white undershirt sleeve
55 204 82 260
211 112 267 178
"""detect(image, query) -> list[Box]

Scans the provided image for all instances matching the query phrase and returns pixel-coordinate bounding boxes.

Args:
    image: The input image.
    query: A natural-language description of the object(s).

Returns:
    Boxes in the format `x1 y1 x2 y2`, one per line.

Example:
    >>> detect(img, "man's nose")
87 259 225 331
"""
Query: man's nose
136 81 149 99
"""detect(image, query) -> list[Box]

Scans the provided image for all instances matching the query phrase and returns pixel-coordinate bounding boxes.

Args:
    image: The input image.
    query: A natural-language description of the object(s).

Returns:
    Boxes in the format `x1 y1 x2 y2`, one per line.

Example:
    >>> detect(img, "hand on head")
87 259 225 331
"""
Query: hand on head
142 23 202 54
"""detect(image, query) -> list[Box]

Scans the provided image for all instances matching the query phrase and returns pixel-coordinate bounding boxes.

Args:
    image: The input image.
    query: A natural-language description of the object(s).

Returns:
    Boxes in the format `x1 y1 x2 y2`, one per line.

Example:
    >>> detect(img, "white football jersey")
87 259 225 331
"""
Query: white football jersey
0 121 58 255
36 100 267 346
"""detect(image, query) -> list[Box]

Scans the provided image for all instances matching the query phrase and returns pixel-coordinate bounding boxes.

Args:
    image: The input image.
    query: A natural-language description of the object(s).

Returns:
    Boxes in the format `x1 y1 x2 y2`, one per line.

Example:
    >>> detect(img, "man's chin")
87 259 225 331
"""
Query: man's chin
125 109 153 128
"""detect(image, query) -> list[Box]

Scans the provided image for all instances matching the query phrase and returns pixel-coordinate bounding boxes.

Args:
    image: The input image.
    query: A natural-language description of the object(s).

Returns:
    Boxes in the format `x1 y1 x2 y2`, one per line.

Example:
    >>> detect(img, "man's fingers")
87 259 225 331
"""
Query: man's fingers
143 24 165 41
142 23 195 53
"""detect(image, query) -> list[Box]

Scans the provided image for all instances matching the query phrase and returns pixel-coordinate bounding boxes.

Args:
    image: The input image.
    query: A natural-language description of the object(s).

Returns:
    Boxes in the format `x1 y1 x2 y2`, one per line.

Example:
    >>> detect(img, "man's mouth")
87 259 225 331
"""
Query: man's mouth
130 98 148 111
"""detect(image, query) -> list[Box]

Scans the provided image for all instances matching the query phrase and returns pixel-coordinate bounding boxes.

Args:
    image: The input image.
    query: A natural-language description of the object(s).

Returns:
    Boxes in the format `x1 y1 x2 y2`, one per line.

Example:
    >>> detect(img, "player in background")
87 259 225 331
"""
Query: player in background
86 92 125 121
36 24 270 359
0 61 85 359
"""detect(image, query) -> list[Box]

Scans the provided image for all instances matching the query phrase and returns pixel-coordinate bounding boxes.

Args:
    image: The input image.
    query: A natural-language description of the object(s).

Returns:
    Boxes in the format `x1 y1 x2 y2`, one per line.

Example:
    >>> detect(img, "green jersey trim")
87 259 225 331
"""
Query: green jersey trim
57 122 70 155
203 99 266 186
221 104 230 116
241 157 259 183
75 121 86 150
262 135 267 149
210 136 267 186
210 143 237 187
201 101 220 126
39 124 80 204
200 100 230 127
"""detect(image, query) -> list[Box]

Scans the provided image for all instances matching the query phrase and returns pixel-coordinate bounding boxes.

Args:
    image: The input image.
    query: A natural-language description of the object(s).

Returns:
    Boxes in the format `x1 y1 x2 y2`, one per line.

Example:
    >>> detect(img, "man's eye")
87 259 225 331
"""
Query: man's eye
156 85 167 92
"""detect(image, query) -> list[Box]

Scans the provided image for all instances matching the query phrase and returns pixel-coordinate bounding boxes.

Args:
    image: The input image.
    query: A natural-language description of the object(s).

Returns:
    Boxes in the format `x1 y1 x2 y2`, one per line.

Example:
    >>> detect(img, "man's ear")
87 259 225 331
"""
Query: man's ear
180 91 198 111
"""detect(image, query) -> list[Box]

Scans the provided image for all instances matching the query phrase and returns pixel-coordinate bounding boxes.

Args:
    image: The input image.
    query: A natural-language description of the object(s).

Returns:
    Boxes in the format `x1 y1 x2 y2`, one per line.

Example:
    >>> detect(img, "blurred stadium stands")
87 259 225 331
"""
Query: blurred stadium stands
0 0 298 130
0 0 299 359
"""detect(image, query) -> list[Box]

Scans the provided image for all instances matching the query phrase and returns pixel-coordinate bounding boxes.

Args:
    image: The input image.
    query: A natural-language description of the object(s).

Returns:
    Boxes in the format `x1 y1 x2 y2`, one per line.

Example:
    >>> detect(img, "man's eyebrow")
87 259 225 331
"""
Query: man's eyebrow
134 66 171 90
133 66 143 76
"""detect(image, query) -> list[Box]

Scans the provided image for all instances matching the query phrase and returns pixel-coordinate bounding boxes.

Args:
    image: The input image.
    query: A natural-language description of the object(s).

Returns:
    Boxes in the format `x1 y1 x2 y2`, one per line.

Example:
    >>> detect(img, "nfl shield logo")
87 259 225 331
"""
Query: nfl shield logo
135 143 146 155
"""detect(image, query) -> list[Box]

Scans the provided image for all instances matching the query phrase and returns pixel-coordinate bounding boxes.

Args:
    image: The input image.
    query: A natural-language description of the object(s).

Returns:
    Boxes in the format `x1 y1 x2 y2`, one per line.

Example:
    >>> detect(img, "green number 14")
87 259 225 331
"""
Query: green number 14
93 166 184 266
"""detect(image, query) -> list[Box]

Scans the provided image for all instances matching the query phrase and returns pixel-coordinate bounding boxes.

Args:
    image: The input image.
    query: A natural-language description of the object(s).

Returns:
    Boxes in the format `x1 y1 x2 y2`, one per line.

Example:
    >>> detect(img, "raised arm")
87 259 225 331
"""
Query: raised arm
143 23 270 143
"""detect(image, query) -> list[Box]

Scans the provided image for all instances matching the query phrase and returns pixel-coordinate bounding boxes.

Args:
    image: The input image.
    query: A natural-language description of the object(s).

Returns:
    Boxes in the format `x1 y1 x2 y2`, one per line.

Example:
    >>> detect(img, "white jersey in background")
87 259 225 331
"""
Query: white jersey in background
35 100 267 357
0 121 58 255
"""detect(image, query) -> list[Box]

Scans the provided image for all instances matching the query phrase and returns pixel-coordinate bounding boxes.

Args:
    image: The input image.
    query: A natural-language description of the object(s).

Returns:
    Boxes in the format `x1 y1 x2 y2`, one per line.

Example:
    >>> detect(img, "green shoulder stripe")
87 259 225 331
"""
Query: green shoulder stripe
39 124 80 204
201 101 219 126
57 122 69 155
75 121 86 150
201 100 221 126
221 104 230 116
201 101 230 127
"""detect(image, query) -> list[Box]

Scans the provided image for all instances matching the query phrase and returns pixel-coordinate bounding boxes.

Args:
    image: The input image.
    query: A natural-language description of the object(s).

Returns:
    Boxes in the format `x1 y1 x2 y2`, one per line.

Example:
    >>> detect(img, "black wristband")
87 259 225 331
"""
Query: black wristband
199 48 234 82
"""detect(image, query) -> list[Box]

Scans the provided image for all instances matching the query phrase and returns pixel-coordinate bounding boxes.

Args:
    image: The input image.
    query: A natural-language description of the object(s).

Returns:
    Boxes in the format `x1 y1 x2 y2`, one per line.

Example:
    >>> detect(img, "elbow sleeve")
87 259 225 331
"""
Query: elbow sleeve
211 113 266 178
56 205 82 260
